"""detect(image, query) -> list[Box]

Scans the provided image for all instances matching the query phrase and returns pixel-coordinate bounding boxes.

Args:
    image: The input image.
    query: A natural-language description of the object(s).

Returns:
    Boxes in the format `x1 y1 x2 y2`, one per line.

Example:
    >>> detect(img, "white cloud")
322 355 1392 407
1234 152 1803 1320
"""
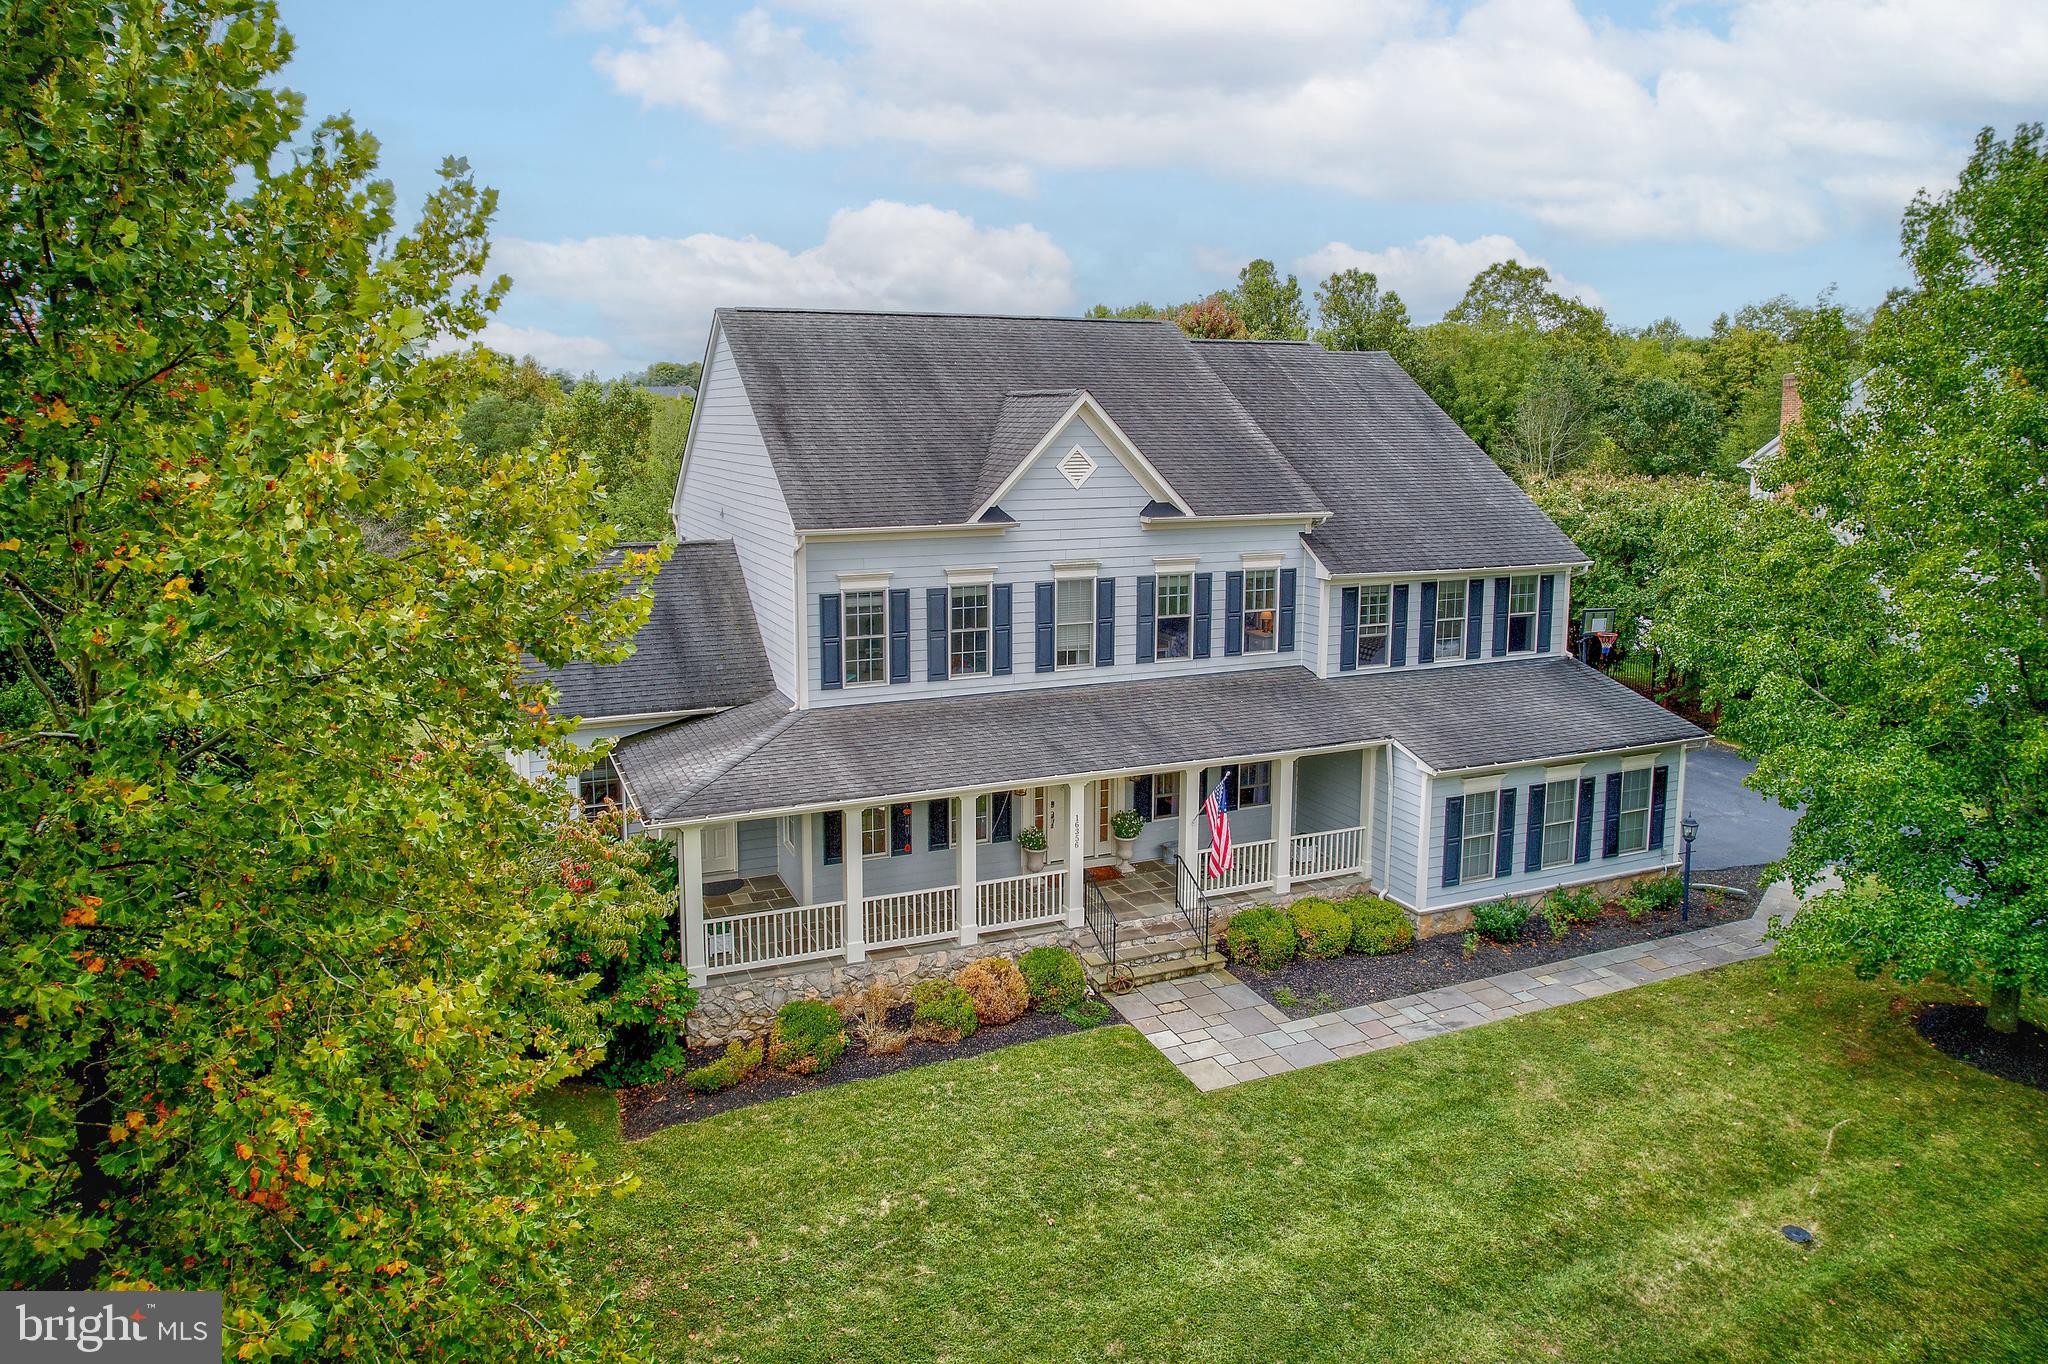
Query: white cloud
1296 234 1601 321
587 0 2048 249
492 200 1075 361
465 321 623 374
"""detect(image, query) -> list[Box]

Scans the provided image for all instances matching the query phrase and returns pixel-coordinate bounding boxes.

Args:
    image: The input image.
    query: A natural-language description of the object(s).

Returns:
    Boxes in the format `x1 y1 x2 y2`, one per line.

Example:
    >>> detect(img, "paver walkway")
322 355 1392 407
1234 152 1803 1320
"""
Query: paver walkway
1109 881 1798 1091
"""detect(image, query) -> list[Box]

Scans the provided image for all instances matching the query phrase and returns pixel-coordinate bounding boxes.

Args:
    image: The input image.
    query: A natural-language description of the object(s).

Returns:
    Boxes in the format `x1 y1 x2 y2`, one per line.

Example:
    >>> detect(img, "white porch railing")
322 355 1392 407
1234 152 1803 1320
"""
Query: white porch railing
704 902 845 976
1290 826 1364 881
864 886 959 949
1203 838 1275 894
976 870 1066 929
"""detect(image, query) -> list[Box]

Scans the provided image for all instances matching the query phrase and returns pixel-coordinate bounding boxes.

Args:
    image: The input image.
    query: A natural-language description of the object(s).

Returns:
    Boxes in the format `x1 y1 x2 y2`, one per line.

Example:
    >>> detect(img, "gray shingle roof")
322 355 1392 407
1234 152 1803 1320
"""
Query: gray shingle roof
1192 341 1585 575
613 658 1701 823
532 541 774 720
974 389 1084 510
716 308 1325 530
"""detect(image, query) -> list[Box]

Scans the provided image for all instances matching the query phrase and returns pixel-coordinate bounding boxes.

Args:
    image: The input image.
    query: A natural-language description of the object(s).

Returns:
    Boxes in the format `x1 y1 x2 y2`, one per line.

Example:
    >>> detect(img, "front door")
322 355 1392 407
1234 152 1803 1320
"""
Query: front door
700 821 738 881
1085 778 1122 862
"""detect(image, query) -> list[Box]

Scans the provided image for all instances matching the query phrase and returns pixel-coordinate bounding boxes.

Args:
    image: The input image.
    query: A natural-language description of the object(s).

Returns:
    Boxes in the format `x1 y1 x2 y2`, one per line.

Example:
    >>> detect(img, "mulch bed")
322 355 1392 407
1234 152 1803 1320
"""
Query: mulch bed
1915 1004 2048 1092
619 1003 1106 1138
1242 864 1770 1020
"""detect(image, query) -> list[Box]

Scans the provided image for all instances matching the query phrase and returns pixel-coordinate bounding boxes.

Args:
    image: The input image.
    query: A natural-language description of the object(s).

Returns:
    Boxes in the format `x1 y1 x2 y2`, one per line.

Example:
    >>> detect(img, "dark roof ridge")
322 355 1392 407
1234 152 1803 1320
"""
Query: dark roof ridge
718 305 1179 327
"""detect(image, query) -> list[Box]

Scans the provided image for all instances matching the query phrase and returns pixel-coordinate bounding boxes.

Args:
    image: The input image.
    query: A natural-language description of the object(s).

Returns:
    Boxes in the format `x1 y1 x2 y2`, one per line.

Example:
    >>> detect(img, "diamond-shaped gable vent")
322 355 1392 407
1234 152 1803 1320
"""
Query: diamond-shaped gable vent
1057 445 1097 488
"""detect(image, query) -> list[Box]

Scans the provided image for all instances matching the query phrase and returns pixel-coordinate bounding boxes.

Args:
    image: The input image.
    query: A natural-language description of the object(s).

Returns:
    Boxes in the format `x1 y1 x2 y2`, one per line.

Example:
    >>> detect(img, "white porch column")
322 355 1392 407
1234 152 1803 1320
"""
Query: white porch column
1064 779 1087 926
1358 747 1376 880
799 809 815 905
1178 765 1201 884
841 804 867 963
679 825 706 987
1272 755 1298 896
956 796 979 945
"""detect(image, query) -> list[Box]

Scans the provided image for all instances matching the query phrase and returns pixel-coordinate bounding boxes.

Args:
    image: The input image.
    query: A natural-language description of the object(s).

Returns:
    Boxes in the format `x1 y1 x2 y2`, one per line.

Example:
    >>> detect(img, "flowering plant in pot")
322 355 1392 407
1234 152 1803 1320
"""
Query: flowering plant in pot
1109 807 1146 867
1017 823 1049 872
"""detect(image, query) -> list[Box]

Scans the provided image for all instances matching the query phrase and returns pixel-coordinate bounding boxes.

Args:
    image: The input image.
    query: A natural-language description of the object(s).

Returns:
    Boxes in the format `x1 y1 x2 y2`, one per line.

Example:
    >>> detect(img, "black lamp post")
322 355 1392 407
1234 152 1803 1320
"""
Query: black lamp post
1680 813 1700 921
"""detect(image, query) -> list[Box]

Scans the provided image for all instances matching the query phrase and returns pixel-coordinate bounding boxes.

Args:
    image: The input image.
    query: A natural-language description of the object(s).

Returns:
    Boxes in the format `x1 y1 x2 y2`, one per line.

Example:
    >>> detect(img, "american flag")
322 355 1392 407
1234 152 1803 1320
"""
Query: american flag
1203 774 1232 882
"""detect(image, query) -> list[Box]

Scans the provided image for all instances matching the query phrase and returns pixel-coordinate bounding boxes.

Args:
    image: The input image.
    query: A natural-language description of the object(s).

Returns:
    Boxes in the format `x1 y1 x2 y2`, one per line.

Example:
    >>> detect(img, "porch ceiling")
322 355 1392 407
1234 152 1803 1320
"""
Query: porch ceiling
613 657 1701 825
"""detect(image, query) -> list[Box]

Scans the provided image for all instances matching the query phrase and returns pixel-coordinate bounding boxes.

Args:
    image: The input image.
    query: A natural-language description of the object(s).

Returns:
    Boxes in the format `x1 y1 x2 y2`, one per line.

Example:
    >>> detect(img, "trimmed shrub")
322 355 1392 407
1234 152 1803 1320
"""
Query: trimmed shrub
1222 905 1296 969
956 956 1030 1026
1019 946 1085 1013
1345 895 1414 955
1621 875 1687 920
684 1038 762 1094
768 999 846 1075
1470 895 1529 944
910 984 978 1043
1540 885 1604 938
1288 897 1352 959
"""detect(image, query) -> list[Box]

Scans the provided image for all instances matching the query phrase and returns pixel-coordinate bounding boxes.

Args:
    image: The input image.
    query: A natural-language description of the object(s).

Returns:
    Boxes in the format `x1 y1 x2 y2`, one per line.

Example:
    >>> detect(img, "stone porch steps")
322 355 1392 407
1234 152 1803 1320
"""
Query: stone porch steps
1082 930 1225 989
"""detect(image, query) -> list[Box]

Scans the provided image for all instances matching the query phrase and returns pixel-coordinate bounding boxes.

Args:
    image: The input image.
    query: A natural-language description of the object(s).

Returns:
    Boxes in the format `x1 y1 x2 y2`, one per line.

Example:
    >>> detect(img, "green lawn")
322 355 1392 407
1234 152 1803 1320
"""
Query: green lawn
550 962 2048 1363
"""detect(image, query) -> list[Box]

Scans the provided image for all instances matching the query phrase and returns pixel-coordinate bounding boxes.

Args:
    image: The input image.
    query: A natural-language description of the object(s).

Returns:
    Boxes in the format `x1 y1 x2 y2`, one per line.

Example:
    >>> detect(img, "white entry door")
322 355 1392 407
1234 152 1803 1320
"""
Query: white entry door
1085 779 1121 862
1033 787 1068 867
700 821 739 880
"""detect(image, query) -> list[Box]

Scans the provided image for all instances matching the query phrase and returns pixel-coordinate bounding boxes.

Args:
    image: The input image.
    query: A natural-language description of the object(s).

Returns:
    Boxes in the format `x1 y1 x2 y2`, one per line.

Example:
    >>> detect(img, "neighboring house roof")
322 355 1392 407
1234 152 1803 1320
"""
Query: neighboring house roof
1194 341 1586 575
612 657 1703 824
714 308 1327 530
531 541 775 720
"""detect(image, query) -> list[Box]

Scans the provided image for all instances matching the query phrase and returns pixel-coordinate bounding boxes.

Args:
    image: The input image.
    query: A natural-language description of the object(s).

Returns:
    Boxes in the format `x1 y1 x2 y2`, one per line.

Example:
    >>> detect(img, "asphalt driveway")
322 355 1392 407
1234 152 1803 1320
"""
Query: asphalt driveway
1681 743 1799 871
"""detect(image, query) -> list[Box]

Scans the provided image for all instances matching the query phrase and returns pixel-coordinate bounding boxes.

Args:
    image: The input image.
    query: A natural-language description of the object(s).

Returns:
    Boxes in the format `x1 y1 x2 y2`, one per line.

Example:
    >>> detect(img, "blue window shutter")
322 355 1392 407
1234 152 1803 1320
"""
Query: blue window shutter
926 587 949 681
1441 795 1463 888
1034 582 1055 673
819 593 842 691
992 584 1012 676
1466 578 1484 658
822 810 842 866
992 791 1013 843
1602 772 1622 858
1193 574 1213 659
1649 763 1670 850
888 589 910 684
1537 574 1556 654
890 802 912 856
1390 585 1409 667
1492 577 1510 657
1495 788 1517 878
1417 581 1437 664
1278 568 1297 652
1574 777 1595 865
928 798 950 852
1095 577 1115 667
1525 782 1545 872
1223 571 1244 655
1339 586 1359 672
1133 773 1153 819
1135 574 1155 664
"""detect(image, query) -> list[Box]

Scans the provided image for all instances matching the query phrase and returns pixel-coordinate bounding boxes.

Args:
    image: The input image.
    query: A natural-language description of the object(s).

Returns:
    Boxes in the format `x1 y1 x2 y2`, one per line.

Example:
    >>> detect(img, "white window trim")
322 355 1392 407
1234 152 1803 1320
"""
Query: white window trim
1240 567 1279 655
1240 551 1285 570
1355 583 1392 668
945 566 996 585
1052 560 1100 581
949 582 992 678
1153 572 1193 663
1152 555 1199 572
1617 768 1654 855
1460 789 1499 885
1545 764 1585 784
1433 579 1468 657
860 806 889 859
837 570 892 591
841 589 888 690
974 793 993 844
1506 573 1540 653
1540 783 1577 869
1053 576 1095 670
1461 773 1503 795
1620 752 1657 773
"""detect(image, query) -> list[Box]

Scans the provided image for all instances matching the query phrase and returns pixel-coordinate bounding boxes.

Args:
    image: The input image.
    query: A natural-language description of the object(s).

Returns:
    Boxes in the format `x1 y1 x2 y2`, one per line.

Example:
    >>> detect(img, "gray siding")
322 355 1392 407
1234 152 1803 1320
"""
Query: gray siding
802 413 1315 707
737 817 777 878
1421 744 1685 910
1295 749 1364 835
1384 747 1427 907
1321 570 1574 676
1370 749 1391 885
674 332 800 699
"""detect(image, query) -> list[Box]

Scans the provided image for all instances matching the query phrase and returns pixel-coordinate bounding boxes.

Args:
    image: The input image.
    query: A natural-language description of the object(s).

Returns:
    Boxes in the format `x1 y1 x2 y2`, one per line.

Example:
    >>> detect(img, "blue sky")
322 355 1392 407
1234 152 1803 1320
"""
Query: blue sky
275 0 2046 374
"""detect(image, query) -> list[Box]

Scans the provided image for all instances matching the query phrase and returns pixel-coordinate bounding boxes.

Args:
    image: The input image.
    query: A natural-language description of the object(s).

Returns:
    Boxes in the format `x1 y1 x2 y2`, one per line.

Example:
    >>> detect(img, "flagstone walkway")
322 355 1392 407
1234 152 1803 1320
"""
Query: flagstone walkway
1107 882 1798 1091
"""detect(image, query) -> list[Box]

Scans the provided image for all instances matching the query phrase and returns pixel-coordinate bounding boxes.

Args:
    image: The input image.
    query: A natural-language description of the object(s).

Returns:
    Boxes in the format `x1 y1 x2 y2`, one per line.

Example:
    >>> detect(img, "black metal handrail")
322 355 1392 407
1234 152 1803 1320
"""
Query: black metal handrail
1084 877 1119 983
1174 855 1214 958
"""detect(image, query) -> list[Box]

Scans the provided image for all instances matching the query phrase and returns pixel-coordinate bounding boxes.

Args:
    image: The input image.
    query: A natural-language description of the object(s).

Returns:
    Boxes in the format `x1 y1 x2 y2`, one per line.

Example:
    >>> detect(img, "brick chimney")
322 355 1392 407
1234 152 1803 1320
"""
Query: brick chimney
1779 372 1802 440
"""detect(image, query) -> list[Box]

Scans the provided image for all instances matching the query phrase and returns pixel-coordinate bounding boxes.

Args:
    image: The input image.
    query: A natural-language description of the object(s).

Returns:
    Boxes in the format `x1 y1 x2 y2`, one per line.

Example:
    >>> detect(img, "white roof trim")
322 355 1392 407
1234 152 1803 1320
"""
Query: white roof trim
970 391 1194 521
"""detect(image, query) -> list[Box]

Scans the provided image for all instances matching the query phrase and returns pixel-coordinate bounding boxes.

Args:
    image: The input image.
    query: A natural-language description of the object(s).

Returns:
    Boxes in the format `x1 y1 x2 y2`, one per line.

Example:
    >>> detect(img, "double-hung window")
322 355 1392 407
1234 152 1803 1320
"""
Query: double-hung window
1434 581 1467 658
576 757 622 816
860 806 889 859
1233 762 1272 808
1242 569 1278 653
1506 575 1539 653
1356 584 1391 666
1461 790 1498 883
843 590 887 686
1146 772 1180 821
949 584 991 677
1542 781 1577 867
1054 578 1094 668
1617 767 1652 854
1154 573 1192 660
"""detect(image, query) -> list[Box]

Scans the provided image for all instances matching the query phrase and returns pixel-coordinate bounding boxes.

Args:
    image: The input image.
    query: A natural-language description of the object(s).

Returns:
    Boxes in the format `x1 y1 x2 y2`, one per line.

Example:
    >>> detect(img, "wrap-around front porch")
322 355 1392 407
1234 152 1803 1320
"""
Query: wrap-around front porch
674 746 1387 984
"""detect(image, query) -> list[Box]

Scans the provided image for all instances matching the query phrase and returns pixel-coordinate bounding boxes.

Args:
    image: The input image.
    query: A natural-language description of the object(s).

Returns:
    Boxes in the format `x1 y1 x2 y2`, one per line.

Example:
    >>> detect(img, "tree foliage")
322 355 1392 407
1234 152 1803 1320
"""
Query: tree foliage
1229 259 1309 340
1312 269 1410 356
1658 125 2048 1031
0 3 666 1354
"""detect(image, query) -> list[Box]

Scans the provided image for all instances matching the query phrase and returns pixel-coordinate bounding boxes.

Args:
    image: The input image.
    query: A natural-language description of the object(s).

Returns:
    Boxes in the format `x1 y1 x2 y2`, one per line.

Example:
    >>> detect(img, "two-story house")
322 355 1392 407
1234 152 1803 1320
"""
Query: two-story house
537 308 1704 1038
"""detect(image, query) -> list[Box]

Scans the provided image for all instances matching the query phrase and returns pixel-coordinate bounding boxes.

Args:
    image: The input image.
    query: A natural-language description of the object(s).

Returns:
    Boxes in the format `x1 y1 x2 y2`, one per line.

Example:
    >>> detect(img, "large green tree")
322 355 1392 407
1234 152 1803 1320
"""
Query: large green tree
1312 268 1411 356
1229 259 1309 340
1660 125 2048 1032
0 3 662 1355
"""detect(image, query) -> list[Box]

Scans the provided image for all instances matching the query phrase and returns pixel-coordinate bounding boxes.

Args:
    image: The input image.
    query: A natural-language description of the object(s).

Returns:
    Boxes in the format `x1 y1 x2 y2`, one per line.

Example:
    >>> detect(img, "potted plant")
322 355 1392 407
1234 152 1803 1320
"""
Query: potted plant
1109 807 1146 869
1017 823 1048 872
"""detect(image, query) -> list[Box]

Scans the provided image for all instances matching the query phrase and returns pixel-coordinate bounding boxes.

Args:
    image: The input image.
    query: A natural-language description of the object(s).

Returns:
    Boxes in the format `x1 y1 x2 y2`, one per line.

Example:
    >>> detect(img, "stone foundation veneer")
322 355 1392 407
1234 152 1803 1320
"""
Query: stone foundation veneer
691 923 1087 1046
